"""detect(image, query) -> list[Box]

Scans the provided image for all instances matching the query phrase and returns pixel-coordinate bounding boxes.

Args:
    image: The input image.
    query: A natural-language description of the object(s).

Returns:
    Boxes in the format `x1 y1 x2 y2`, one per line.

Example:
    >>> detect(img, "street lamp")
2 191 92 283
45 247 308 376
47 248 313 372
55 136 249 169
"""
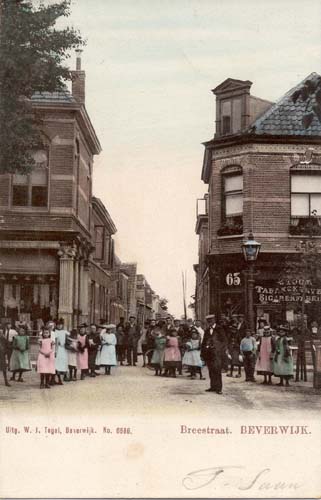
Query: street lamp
242 232 261 335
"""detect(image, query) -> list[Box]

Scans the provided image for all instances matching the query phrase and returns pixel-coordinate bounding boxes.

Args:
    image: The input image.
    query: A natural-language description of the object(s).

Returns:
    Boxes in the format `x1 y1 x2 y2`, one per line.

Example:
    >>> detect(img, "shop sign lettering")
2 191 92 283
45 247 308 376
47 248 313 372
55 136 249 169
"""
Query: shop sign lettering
255 282 321 304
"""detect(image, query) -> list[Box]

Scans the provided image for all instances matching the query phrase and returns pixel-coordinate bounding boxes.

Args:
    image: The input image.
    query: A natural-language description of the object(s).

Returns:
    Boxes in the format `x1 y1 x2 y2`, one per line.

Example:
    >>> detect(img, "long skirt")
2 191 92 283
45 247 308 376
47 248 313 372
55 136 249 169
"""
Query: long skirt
55 345 68 373
256 337 273 375
100 345 117 366
151 349 165 368
77 349 88 370
10 349 31 372
273 355 294 377
88 349 98 370
164 346 181 369
182 349 202 368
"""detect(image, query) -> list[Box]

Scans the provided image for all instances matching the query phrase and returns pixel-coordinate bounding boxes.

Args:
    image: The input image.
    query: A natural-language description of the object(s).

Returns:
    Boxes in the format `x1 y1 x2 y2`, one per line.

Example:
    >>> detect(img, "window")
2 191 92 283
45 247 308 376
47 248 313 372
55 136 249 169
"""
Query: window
224 173 243 217
291 174 321 217
221 98 242 135
12 174 28 206
12 150 48 208
108 238 114 268
218 171 243 236
94 226 105 260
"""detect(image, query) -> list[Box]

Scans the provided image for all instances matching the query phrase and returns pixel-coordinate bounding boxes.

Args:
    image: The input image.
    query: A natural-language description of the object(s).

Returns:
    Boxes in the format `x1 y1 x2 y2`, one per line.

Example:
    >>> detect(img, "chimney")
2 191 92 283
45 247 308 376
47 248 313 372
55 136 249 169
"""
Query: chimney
72 49 85 104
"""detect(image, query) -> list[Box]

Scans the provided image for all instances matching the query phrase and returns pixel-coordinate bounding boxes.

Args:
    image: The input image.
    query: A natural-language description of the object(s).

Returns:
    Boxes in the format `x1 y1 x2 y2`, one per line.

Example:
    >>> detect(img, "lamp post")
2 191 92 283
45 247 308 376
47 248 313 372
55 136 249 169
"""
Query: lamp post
242 232 261 335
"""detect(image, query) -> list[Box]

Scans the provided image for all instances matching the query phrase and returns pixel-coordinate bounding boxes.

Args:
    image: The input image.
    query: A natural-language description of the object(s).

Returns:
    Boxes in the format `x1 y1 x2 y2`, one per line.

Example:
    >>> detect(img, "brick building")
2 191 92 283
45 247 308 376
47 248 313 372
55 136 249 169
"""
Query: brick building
195 74 321 328
0 53 121 330
136 274 153 324
119 263 137 318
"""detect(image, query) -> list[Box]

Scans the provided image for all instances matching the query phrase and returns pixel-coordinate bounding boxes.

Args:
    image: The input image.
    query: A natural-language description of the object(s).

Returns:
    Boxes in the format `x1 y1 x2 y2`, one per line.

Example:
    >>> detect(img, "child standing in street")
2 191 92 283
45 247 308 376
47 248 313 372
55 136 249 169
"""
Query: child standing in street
100 324 117 375
273 325 293 386
182 329 205 380
240 329 257 382
67 329 78 381
77 324 89 380
9 325 31 382
256 325 275 385
151 327 166 376
37 327 55 389
163 329 181 378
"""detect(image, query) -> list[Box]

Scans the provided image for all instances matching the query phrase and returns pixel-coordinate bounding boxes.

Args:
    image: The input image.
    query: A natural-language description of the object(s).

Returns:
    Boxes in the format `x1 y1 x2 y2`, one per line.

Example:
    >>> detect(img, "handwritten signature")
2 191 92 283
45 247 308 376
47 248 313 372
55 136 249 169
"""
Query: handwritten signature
182 466 302 492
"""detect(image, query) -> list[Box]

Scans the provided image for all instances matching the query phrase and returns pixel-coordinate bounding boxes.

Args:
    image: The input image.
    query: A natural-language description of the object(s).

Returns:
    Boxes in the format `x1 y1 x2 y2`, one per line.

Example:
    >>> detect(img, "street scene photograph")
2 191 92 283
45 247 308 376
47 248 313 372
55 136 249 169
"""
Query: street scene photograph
0 0 321 498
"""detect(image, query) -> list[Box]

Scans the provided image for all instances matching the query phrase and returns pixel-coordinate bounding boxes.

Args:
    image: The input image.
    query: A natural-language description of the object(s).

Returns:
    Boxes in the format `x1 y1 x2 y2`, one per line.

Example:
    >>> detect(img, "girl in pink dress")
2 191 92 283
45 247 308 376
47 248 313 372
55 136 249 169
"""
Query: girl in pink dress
77 325 89 380
255 326 275 385
163 329 181 378
37 327 55 389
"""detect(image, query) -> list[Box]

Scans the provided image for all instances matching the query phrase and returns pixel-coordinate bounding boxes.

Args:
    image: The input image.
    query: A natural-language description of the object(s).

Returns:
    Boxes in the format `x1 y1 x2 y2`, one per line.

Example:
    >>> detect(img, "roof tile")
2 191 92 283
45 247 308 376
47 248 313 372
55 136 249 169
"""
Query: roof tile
249 73 321 137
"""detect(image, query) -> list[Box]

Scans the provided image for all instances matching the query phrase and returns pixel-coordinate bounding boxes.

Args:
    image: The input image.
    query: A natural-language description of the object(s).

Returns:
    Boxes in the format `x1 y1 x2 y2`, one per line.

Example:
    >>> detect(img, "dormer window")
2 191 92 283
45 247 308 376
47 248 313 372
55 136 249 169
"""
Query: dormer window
221 98 242 135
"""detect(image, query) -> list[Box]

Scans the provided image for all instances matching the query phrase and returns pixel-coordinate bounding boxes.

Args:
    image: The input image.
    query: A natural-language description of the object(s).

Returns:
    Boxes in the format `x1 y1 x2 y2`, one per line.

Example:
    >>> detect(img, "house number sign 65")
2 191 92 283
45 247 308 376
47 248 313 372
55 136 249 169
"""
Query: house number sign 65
226 272 241 286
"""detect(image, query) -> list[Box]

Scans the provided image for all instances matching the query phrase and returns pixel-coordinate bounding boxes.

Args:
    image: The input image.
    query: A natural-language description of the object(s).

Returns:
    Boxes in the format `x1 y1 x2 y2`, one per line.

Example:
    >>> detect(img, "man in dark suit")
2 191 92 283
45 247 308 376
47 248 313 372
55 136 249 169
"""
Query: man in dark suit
124 316 141 366
201 314 227 394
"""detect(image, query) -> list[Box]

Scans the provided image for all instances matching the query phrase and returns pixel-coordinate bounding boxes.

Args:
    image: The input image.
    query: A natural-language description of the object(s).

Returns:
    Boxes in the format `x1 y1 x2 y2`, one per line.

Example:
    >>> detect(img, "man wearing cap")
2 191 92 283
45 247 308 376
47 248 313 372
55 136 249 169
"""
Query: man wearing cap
201 314 227 394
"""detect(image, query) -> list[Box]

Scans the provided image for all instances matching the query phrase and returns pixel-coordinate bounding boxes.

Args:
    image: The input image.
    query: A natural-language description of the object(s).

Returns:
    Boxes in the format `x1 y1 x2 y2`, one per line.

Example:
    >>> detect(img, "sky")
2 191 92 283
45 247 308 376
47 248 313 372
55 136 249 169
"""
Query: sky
53 0 320 318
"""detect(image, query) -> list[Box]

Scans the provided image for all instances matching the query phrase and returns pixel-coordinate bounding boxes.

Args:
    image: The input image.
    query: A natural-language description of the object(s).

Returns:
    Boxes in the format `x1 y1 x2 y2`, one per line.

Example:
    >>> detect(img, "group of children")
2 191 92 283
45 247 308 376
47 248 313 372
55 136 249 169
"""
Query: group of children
0 320 118 389
148 318 295 387
228 324 294 387
0 316 296 390
150 325 205 379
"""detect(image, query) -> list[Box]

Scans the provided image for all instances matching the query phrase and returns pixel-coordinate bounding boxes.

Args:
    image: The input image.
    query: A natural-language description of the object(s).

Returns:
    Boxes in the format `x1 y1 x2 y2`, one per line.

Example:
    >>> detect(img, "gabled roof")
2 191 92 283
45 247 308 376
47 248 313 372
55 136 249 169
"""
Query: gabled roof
212 78 252 95
249 73 321 136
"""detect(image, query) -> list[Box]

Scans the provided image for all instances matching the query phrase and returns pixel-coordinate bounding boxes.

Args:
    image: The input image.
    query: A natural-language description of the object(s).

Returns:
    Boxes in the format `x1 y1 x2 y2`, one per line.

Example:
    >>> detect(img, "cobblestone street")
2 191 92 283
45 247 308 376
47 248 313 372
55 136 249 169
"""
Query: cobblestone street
1 362 320 418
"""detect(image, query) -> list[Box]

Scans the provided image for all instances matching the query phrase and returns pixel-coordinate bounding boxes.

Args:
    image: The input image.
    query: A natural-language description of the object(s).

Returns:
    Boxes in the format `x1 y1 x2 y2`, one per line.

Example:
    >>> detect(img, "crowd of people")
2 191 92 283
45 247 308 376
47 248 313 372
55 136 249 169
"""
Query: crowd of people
0 313 300 394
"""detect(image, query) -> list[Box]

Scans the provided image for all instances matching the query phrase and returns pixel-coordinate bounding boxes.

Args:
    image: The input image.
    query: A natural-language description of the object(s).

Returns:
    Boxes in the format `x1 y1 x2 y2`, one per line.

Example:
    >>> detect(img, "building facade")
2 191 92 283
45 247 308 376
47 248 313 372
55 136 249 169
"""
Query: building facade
195 74 321 328
0 54 120 330
135 274 153 324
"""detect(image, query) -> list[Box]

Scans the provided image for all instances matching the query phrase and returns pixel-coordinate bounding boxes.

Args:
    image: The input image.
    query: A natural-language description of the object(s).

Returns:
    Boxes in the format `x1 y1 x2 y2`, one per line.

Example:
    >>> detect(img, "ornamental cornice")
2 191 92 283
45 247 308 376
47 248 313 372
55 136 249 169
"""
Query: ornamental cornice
212 143 321 161
0 240 60 249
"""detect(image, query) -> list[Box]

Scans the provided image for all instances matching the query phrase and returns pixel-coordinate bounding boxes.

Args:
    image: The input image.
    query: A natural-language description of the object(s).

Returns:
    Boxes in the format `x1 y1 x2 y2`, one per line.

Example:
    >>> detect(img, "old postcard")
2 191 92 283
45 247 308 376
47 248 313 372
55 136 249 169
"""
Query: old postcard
0 0 321 498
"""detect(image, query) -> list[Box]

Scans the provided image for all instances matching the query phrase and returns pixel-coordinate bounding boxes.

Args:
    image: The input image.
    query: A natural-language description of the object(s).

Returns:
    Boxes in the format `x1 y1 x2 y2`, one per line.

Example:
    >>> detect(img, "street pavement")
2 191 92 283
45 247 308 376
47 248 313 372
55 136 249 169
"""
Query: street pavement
0 361 320 418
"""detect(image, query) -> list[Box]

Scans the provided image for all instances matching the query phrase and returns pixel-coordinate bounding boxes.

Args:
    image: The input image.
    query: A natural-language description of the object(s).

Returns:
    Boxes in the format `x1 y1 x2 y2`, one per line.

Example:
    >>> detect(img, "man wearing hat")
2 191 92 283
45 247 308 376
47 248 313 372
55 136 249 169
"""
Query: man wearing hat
201 314 227 394
124 316 141 366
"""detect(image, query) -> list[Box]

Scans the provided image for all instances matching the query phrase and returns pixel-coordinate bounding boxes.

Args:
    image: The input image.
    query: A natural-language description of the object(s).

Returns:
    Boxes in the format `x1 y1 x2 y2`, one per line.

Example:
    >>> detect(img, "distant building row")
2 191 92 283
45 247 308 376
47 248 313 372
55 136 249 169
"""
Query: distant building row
0 54 167 330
